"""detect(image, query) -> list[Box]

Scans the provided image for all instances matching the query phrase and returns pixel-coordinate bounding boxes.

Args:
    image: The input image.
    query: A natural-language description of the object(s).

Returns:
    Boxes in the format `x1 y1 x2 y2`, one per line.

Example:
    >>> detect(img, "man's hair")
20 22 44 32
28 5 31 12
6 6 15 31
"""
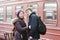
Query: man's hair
26 8 32 12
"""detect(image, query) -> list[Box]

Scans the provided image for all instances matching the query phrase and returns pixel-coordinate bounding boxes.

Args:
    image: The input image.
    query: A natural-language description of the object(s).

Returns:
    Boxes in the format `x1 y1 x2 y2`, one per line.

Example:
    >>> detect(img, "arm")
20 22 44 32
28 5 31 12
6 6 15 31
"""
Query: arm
15 21 28 32
29 15 38 36
31 16 38 28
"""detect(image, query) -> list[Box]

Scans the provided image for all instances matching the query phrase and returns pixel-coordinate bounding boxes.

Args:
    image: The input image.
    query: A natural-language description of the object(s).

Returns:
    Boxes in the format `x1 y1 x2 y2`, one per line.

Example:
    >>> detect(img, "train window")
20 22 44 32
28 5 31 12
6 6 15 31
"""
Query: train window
45 12 53 19
7 6 12 23
27 4 38 15
0 0 5 1
10 0 16 1
0 0 16 2
0 7 4 23
44 0 56 1
43 2 57 26
16 5 23 12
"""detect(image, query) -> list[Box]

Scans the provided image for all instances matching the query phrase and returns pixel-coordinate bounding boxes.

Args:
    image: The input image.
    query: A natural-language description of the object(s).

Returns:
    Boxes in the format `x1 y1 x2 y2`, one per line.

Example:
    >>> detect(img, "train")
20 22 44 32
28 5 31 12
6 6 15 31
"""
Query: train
0 0 60 40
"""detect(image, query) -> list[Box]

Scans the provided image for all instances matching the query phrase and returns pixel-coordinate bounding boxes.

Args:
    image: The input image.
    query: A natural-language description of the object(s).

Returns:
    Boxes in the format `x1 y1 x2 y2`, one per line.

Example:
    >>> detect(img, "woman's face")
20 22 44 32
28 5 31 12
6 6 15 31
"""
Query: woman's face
19 12 24 18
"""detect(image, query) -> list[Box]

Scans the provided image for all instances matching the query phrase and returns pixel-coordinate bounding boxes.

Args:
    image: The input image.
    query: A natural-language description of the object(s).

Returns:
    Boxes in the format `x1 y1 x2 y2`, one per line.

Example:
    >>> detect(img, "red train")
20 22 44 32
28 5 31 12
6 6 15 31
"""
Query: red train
0 0 60 40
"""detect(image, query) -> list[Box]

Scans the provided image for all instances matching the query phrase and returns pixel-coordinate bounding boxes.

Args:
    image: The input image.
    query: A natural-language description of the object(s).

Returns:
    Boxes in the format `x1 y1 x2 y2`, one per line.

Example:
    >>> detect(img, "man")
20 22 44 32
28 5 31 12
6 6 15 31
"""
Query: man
26 8 40 40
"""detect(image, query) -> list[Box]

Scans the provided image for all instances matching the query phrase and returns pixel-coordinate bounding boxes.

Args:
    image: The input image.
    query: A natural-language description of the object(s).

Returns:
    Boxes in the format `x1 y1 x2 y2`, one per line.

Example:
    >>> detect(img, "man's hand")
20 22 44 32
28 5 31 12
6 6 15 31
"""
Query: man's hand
28 36 33 40
29 25 31 29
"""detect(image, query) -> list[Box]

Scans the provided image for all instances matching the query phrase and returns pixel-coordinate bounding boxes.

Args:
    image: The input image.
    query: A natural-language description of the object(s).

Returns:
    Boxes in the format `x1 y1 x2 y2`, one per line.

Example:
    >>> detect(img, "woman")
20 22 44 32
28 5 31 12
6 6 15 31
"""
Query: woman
12 10 29 40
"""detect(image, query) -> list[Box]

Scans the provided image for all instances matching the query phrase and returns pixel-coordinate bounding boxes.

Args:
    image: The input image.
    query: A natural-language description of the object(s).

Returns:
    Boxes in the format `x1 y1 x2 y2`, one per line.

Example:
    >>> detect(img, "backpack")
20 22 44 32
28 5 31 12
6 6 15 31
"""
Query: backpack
37 17 46 35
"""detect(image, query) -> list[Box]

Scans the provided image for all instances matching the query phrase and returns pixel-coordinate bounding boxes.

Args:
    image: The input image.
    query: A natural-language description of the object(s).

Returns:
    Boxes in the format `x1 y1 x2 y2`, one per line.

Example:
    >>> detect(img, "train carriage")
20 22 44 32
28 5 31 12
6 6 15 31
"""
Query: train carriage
0 0 60 40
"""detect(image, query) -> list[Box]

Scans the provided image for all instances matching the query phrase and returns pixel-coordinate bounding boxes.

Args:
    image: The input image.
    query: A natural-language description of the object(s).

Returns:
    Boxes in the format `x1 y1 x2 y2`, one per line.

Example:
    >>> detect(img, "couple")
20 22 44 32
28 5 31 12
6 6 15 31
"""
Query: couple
12 8 40 40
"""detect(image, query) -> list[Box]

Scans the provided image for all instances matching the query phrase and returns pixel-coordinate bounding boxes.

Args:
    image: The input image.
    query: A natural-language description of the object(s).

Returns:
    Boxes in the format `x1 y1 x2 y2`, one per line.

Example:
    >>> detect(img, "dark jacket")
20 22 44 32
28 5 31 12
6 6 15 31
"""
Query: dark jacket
28 12 39 39
13 18 28 40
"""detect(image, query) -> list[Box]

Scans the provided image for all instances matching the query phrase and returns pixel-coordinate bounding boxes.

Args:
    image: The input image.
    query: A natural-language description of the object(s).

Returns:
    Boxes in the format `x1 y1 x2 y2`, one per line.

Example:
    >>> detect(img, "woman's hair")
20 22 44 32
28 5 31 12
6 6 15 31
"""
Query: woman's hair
16 10 24 18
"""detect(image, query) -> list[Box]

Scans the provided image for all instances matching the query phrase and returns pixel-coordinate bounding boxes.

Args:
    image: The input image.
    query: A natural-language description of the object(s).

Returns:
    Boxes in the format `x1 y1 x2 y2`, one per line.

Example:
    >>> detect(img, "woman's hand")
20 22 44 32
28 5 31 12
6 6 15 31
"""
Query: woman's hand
25 25 31 31
25 27 29 30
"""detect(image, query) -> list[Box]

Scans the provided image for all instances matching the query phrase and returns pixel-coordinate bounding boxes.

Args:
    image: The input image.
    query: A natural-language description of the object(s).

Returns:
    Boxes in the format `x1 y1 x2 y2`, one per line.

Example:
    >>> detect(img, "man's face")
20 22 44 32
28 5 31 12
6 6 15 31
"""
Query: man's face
26 10 32 16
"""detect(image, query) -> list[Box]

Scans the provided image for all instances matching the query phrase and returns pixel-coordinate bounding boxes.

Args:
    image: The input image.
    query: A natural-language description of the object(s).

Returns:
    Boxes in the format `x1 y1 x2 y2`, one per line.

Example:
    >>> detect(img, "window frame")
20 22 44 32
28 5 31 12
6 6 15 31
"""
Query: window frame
6 6 13 23
0 7 4 23
43 2 58 26
15 5 23 13
27 3 38 15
